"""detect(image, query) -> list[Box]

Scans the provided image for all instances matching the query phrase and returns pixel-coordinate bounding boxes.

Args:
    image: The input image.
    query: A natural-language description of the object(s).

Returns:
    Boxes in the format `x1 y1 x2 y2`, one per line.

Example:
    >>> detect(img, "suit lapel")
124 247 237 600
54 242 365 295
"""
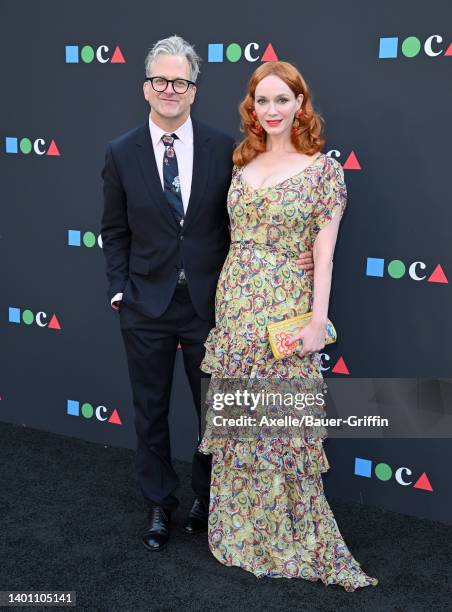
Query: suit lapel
135 122 179 229
183 119 211 232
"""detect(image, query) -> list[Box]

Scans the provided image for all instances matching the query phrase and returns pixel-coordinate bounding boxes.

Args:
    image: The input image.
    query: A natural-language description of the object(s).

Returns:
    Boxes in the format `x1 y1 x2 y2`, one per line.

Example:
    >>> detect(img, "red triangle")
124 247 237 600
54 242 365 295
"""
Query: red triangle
261 43 278 62
46 140 60 156
427 264 448 283
177 342 182 349
111 46 126 63
444 42 452 56
413 472 433 491
48 314 61 330
108 409 122 425
332 356 350 375
343 151 361 170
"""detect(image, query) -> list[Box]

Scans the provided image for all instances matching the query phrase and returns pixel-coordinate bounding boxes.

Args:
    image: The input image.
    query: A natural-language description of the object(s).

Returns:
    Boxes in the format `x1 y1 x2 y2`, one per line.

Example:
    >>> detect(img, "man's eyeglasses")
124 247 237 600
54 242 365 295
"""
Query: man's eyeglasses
145 76 195 94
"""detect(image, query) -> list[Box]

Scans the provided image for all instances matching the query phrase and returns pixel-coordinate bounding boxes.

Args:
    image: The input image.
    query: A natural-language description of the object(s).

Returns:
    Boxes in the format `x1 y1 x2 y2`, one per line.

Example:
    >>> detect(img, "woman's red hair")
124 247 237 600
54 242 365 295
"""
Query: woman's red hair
233 61 325 166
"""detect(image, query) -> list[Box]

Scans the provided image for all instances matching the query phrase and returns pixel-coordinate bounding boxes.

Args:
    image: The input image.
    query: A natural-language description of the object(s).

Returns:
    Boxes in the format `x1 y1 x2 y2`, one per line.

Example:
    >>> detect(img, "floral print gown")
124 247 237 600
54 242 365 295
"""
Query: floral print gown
198 153 378 592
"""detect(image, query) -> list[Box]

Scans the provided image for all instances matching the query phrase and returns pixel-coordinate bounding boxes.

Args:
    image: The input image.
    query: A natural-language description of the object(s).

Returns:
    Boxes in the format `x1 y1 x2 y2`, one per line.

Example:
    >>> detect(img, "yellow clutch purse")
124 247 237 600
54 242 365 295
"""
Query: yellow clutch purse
267 312 337 360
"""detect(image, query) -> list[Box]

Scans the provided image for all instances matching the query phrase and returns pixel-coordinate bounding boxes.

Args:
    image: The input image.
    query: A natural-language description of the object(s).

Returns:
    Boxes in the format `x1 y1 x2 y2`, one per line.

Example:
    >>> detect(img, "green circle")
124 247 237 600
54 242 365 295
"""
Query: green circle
22 309 34 325
401 37 421 58
375 462 392 481
226 43 242 63
81 45 95 63
19 138 32 154
83 231 96 247
81 403 94 418
387 259 406 279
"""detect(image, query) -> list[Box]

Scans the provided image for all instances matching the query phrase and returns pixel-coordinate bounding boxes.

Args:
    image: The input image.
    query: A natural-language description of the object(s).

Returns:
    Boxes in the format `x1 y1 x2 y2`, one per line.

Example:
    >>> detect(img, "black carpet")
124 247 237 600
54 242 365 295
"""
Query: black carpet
0 421 450 612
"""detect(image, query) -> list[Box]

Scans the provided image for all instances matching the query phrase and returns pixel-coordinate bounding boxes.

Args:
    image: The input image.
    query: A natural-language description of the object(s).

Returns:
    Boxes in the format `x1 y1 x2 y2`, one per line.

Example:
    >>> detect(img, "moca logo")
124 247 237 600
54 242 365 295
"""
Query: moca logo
379 34 452 58
354 457 433 492
327 150 362 170
67 399 122 424
366 258 448 283
8 307 61 329
65 44 125 64
320 353 350 375
208 42 278 63
5 136 60 156
68 230 102 248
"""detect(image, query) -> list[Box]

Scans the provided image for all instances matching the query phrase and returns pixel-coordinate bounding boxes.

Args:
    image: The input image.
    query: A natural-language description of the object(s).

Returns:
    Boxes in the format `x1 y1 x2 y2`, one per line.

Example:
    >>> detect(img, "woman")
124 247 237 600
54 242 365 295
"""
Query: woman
198 61 378 592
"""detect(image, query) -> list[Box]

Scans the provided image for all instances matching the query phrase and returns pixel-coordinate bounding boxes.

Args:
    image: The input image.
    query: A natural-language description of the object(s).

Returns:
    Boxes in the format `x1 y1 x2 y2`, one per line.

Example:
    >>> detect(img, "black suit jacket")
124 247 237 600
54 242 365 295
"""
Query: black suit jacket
101 118 235 320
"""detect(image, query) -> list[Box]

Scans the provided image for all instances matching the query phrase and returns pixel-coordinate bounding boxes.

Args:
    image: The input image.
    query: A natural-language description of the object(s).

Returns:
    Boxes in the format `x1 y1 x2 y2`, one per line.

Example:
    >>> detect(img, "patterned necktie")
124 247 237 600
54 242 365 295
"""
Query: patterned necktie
162 133 184 226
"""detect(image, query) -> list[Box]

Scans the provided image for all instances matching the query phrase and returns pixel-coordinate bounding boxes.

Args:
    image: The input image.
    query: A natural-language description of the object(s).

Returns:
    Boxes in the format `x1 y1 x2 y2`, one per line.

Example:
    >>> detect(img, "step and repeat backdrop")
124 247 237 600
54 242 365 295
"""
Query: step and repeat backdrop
2 1 451 524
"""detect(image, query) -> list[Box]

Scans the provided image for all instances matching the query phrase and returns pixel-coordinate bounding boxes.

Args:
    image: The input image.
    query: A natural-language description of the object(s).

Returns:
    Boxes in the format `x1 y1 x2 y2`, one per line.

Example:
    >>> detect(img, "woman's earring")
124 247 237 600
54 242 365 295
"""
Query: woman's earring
291 110 302 134
251 110 263 134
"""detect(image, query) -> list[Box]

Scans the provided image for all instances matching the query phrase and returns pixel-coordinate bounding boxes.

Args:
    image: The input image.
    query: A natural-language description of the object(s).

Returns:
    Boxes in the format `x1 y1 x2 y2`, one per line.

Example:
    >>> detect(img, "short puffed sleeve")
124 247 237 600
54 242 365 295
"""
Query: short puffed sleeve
231 164 241 181
311 156 347 239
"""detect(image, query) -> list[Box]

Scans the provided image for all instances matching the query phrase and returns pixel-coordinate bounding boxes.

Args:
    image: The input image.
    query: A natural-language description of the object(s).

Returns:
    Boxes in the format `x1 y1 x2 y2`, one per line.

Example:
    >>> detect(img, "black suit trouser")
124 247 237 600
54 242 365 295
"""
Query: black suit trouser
119 284 213 512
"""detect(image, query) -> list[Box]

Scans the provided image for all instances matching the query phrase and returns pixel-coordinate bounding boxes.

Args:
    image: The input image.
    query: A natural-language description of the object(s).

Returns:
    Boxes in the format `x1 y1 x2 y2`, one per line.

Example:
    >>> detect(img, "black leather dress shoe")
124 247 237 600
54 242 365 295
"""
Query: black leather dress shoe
141 506 171 551
183 497 209 535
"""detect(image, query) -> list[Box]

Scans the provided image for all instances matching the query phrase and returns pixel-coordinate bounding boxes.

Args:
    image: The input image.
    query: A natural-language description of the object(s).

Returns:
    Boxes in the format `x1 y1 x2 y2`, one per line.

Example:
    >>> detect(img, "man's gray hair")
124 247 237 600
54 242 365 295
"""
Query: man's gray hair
145 35 201 82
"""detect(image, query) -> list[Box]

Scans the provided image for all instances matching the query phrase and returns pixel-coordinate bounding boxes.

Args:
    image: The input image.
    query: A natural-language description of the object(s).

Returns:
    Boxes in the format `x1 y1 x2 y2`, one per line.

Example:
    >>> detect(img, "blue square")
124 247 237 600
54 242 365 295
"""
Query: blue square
354 457 372 478
379 37 398 59
208 44 224 63
65 45 79 63
67 399 80 416
366 257 385 277
8 307 20 323
68 230 81 246
5 137 18 154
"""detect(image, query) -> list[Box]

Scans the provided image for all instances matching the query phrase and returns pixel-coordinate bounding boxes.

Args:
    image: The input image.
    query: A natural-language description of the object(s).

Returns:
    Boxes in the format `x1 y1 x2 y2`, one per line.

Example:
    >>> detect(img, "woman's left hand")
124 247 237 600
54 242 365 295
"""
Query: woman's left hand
285 321 326 358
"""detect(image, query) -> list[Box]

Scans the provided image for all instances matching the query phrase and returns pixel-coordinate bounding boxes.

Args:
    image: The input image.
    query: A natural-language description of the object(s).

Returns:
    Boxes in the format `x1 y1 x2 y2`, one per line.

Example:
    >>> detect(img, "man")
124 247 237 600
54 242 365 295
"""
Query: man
101 35 314 551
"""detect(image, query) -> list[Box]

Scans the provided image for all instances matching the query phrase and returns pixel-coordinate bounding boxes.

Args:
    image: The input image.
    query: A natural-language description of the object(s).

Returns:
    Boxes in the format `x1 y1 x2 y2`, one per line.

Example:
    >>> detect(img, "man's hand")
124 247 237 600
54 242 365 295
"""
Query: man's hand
296 250 314 279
